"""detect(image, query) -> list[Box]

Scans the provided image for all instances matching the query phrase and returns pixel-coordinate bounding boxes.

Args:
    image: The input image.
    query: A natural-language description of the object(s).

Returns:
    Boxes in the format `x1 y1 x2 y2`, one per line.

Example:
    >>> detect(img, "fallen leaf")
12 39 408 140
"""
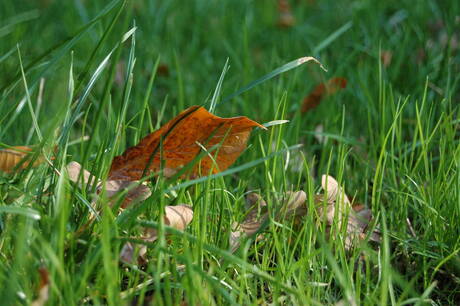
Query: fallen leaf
157 64 170 77
380 50 393 67
230 191 306 253
142 205 194 243
109 106 265 181
230 183 379 253
301 77 347 113
230 193 268 253
103 180 151 209
318 175 380 249
66 161 95 188
279 190 307 217
31 267 49 306
66 162 151 209
121 204 194 263
278 0 295 28
314 124 326 144
0 146 42 173
321 175 350 206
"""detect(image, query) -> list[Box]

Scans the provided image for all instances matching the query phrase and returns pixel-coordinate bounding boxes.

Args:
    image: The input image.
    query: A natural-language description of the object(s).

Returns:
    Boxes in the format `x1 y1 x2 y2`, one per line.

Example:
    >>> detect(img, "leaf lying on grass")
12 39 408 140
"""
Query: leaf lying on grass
0 146 43 173
301 77 347 113
277 0 295 28
120 205 193 263
67 162 193 263
230 175 380 253
66 161 151 209
230 191 307 253
31 267 49 306
109 105 265 181
230 193 268 253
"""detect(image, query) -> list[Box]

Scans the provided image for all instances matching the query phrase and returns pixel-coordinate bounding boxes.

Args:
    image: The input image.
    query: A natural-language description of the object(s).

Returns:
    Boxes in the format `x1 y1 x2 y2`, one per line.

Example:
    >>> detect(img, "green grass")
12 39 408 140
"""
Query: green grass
1 0 459 304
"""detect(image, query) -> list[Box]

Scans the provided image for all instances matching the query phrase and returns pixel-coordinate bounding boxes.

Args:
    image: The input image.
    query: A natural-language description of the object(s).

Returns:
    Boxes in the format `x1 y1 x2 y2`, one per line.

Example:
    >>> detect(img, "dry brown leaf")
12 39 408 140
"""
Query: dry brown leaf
278 0 295 28
280 191 307 217
380 50 393 67
0 146 43 173
230 193 268 253
230 184 379 253
157 64 170 77
109 106 265 181
66 161 95 188
66 162 151 209
142 205 194 243
230 191 306 253
121 205 194 263
301 77 347 113
103 180 151 209
321 175 350 205
31 267 49 306
318 175 380 249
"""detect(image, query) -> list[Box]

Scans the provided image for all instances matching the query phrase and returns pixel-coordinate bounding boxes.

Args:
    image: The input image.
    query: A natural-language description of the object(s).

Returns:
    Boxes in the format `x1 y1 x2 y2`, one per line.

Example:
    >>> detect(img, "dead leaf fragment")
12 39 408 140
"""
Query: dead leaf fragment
230 183 379 253
278 0 295 28
380 50 393 67
66 161 95 188
318 175 380 249
157 64 170 77
31 267 49 306
301 77 347 113
103 180 151 208
142 204 194 243
66 162 151 210
122 205 194 263
230 191 307 253
0 146 42 173
230 193 268 253
109 106 265 181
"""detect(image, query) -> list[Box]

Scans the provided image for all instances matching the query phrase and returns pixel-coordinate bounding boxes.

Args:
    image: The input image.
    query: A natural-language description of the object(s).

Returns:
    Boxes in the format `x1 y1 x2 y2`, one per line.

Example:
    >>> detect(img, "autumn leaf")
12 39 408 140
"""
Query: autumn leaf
109 106 265 181
230 191 306 253
277 0 295 28
230 193 268 253
380 50 393 67
301 77 347 113
31 267 49 306
230 178 379 253
318 175 380 249
67 161 151 210
121 205 194 263
0 146 42 173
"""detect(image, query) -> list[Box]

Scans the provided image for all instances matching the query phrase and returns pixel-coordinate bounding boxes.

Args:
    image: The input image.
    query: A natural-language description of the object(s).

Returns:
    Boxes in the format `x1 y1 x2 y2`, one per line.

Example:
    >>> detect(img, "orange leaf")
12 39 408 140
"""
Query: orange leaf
301 77 347 113
109 106 265 181
0 146 41 173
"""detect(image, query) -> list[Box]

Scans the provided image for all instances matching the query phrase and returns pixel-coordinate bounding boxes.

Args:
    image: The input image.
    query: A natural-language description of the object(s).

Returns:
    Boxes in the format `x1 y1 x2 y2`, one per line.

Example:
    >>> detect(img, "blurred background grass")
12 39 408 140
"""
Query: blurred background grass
1 0 459 304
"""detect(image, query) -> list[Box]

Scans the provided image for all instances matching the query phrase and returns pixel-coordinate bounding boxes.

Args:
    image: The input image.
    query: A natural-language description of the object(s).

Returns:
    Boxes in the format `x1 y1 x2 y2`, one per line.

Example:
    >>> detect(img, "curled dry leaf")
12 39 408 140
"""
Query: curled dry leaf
380 50 393 68
103 180 151 209
121 205 194 263
157 63 170 77
230 177 379 253
0 146 42 173
301 77 347 113
230 193 268 253
109 106 265 181
66 161 95 188
31 267 49 306
318 175 380 249
230 191 306 253
277 0 295 28
142 205 194 243
279 191 307 217
66 161 151 209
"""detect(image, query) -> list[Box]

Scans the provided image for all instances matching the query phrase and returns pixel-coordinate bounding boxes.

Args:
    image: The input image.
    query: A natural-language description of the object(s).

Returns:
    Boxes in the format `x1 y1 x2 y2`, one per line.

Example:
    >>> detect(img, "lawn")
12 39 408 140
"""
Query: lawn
0 0 459 305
